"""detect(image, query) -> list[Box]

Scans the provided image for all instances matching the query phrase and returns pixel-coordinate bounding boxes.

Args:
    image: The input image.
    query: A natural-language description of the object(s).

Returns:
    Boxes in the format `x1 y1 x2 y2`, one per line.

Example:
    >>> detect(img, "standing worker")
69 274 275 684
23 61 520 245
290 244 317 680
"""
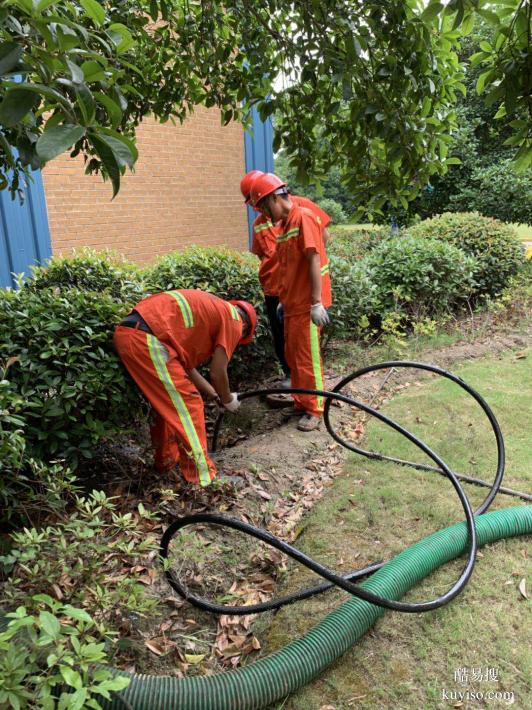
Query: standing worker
240 170 331 388
249 173 331 432
114 289 257 486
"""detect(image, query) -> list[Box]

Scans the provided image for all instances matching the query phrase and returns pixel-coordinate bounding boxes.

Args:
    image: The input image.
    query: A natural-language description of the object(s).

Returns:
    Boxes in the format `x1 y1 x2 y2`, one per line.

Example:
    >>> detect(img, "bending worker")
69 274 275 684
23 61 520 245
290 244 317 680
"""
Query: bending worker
250 173 331 432
114 289 257 486
240 170 331 387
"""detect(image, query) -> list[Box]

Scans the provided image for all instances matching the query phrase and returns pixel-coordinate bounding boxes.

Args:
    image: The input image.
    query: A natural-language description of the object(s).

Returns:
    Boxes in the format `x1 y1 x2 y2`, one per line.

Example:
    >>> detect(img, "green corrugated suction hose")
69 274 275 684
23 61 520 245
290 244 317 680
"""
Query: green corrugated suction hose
103 506 531 710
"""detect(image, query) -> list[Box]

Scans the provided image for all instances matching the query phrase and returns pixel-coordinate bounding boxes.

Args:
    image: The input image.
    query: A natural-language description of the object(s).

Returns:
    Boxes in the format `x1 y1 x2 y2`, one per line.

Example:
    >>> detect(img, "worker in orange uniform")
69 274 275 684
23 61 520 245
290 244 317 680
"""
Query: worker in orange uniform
240 170 331 388
114 289 257 486
250 173 331 432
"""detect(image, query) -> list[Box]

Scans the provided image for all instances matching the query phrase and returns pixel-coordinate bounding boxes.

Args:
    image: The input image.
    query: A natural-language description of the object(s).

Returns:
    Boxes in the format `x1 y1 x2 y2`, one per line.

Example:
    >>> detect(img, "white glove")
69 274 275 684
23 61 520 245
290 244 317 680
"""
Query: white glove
310 302 330 326
223 393 241 412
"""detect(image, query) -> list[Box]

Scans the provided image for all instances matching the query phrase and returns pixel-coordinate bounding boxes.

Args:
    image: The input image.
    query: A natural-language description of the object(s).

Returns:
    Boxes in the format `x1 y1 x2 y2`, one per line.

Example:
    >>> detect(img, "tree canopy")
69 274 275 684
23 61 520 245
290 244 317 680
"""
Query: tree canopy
0 0 530 211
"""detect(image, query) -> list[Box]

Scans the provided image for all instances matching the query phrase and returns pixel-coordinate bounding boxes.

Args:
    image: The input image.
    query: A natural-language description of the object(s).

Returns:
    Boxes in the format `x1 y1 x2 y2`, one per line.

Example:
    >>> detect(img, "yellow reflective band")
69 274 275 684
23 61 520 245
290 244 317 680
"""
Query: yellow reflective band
321 264 330 275
309 321 324 412
278 227 299 243
228 303 240 321
254 221 274 233
147 335 212 486
168 291 194 328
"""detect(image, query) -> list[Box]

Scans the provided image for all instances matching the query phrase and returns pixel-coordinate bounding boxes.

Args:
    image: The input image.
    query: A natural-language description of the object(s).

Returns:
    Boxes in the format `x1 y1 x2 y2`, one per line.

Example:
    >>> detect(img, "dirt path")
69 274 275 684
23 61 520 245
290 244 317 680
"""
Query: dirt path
112 321 530 677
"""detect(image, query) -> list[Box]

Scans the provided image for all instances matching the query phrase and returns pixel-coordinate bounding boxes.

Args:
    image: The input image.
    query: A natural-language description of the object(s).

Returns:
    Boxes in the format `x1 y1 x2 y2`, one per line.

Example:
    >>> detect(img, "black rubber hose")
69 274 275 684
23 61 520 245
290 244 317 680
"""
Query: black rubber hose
162 362 493 615
322 361 505 516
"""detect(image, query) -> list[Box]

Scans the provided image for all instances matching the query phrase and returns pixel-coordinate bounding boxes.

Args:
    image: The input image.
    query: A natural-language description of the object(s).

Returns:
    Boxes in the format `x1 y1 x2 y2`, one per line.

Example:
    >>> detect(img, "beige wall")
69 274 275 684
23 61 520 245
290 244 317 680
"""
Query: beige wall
42 106 249 264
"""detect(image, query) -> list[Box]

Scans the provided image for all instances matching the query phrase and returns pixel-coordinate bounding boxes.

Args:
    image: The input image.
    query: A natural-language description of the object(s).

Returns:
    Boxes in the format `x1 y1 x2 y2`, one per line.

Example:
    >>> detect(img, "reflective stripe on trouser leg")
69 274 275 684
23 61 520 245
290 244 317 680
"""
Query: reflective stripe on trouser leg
284 313 325 417
146 335 213 487
309 320 324 412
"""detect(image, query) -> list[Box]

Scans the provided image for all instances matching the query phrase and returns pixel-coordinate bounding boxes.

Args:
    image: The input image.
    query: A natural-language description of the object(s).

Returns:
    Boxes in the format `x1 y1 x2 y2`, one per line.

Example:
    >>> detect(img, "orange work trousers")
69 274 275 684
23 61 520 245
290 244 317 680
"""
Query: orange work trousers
113 326 216 486
284 312 325 417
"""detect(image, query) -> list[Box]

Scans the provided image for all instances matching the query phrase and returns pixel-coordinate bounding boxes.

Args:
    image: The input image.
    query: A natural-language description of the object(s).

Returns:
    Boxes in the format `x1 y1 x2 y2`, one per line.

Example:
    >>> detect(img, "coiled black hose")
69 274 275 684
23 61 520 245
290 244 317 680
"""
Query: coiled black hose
161 361 509 616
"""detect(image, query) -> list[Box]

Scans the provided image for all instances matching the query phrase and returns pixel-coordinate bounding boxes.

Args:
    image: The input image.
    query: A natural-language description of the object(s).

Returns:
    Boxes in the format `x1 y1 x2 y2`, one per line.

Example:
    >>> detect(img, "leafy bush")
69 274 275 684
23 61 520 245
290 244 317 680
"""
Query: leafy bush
0 458 81 528
26 249 147 304
407 212 525 297
0 286 145 466
0 359 26 475
316 198 347 224
327 257 381 340
364 235 476 316
328 224 390 261
1 490 158 623
0 600 130 710
146 246 275 382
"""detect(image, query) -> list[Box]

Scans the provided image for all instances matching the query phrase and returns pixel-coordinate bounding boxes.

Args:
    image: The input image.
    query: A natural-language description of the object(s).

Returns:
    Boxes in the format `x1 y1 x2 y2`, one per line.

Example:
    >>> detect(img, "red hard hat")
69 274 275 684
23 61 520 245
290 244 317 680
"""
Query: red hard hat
230 300 257 345
249 172 287 207
240 170 264 204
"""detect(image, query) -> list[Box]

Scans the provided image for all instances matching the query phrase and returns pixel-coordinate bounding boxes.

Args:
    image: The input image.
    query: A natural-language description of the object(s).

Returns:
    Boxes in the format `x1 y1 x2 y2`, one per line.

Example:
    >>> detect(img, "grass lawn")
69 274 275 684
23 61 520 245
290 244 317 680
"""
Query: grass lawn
511 223 532 242
263 349 531 709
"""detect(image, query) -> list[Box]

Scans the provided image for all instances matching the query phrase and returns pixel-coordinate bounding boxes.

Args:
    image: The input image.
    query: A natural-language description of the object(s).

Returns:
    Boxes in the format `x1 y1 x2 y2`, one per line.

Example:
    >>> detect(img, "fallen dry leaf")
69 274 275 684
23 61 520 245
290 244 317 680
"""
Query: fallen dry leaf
518 578 527 599
145 639 166 656
184 653 206 664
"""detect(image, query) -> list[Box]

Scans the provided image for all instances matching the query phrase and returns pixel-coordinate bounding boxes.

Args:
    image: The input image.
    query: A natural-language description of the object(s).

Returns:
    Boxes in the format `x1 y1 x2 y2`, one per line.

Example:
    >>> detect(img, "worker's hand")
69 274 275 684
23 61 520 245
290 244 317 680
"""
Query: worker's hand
223 393 241 412
205 385 221 403
276 302 284 323
310 302 330 326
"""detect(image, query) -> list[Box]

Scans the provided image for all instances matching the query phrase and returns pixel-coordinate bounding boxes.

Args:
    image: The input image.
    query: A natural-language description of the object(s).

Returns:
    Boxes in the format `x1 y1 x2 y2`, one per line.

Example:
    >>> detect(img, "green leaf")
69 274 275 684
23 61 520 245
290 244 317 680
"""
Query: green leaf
81 60 106 83
36 124 86 161
477 9 500 27
62 605 92 623
89 133 121 197
60 666 83 690
0 89 39 127
108 23 136 54
421 96 432 117
94 93 122 128
37 0 59 11
66 59 84 84
79 0 106 27
461 13 475 36
420 3 444 23
39 610 61 639
0 42 23 76
97 127 138 162
479 41 492 53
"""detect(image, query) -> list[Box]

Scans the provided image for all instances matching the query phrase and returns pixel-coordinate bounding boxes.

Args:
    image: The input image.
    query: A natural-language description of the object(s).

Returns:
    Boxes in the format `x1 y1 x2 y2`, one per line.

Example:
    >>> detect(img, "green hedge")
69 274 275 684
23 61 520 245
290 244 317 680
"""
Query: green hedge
328 224 390 261
328 257 381 339
364 235 477 315
406 212 524 297
27 248 147 303
0 286 145 467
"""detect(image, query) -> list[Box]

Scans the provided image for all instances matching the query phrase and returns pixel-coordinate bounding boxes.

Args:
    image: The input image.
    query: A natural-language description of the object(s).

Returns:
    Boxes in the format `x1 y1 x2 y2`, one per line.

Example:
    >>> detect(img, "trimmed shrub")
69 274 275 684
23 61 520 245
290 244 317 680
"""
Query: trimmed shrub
406 212 524 297
328 224 390 262
328 257 381 340
316 198 347 224
0 286 145 466
364 235 477 316
145 246 276 382
26 248 147 304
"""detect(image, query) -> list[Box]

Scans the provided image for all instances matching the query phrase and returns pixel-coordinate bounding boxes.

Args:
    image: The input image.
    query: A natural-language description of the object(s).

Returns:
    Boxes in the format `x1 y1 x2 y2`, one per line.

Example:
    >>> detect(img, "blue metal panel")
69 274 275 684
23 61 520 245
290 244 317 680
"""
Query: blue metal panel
0 169 52 288
244 106 274 246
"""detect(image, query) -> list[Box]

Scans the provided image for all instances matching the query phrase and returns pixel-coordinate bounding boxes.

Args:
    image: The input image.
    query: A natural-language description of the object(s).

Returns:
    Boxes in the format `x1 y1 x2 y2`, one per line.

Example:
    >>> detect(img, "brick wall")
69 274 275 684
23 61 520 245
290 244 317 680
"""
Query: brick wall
42 106 249 264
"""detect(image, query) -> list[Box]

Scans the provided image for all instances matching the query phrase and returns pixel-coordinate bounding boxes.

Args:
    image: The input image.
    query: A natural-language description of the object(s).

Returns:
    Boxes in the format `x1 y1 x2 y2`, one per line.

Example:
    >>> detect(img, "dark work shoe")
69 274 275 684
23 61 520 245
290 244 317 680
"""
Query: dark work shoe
297 414 321 432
